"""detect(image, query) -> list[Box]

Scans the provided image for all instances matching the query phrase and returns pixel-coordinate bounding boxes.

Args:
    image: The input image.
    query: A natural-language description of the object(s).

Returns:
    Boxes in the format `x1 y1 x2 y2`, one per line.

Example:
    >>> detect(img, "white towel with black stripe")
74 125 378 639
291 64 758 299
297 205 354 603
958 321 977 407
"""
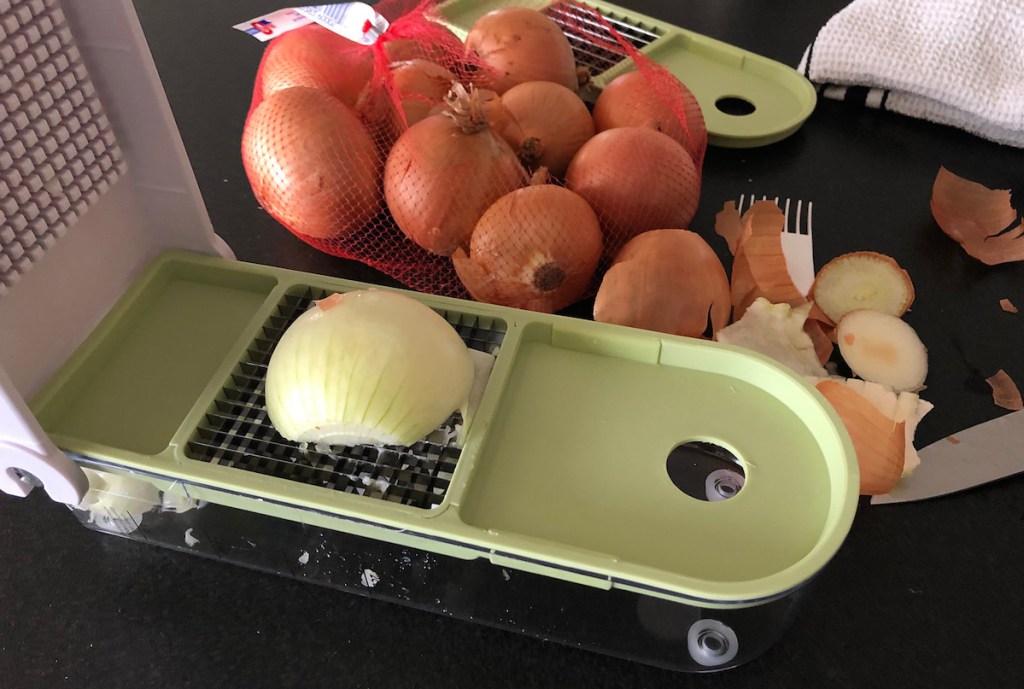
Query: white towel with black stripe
798 0 1024 148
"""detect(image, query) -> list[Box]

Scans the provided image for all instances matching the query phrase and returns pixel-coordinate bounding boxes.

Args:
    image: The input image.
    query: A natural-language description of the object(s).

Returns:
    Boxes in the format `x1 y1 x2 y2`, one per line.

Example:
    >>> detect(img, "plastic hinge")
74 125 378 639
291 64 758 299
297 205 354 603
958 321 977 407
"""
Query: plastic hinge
0 439 87 504
0 366 87 504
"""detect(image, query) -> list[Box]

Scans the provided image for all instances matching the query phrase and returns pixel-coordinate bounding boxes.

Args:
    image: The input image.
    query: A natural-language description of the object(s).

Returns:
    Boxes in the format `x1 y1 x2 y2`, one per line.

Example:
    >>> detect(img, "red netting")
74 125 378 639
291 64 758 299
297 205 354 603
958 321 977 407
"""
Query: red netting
241 0 706 310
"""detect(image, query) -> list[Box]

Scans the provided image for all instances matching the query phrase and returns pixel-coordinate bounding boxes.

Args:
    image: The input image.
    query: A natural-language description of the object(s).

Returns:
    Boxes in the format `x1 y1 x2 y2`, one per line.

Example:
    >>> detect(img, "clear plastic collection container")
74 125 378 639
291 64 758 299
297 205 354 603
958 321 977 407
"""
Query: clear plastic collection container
72 462 813 672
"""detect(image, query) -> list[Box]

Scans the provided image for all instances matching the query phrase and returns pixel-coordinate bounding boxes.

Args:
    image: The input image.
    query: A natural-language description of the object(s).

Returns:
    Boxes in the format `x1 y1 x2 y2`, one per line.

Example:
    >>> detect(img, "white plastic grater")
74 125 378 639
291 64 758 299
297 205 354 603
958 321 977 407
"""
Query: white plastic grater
0 0 230 503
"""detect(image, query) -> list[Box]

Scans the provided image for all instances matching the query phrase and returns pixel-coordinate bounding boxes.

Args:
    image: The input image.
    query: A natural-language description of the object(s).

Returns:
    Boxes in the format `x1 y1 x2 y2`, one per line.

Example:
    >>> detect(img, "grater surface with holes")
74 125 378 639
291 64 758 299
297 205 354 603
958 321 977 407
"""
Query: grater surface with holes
0 0 125 295
0 0 853 673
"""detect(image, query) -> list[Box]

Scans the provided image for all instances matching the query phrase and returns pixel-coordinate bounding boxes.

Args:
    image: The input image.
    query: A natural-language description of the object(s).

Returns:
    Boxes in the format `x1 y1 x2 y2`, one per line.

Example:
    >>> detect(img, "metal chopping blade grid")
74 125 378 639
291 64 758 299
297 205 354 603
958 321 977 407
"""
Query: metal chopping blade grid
545 2 661 76
185 287 505 510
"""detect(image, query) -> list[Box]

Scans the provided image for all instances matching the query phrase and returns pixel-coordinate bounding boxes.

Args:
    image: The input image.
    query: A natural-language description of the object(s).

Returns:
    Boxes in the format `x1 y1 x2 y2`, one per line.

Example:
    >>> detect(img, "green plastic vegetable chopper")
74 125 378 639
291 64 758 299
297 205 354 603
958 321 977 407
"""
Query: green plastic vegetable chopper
0 0 850 673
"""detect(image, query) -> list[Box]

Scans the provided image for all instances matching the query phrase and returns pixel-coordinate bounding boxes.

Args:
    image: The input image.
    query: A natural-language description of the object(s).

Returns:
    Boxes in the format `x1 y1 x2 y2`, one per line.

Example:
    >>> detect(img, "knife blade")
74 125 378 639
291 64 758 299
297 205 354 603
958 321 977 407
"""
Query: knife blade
871 409 1024 504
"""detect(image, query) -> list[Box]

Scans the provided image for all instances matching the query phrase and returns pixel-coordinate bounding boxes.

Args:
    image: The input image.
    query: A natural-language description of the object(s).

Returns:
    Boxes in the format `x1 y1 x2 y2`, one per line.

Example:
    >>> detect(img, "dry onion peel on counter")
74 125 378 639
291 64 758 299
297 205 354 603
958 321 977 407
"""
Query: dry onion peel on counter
931 167 1024 265
714 201 746 256
809 251 915 323
820 377 933 477
803 317 835 365
452 178 603 313
815 379 907 496
593 229 730 338
836 309 928 392
726 200 806 319
985 370 1023 411
265 290 476 448
708 198 939 495
715 298 828 378
802 303 837 365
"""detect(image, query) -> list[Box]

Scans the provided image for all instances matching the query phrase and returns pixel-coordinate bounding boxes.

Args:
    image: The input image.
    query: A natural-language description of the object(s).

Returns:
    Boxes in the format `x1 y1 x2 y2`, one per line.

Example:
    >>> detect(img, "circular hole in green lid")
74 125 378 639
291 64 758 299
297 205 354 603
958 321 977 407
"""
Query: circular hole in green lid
715 96 756 116
666 441 745 502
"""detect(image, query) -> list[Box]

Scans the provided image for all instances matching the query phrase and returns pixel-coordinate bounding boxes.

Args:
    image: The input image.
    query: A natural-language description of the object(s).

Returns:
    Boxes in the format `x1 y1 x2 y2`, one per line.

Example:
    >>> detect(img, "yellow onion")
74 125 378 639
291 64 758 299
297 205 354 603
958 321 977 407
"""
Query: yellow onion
714 298 827 377
827 377 933 478
593 69 707 164
383 22 464 63
809 251 915 323
453 181 602 313
265 290 475 447
384 84 527 256
390 59 458 127
566 127 700 254
258 24 373 108
465 7 578 94
836 310 928 392
242 87 381 240
499 81 594 177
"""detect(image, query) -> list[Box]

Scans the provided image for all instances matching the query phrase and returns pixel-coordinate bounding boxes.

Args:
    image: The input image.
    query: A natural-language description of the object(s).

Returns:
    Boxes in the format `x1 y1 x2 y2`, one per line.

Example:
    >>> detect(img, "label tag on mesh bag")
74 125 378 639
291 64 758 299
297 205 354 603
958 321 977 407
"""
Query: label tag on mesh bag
232 9 312 42
233 3 389 45
296 3 390 44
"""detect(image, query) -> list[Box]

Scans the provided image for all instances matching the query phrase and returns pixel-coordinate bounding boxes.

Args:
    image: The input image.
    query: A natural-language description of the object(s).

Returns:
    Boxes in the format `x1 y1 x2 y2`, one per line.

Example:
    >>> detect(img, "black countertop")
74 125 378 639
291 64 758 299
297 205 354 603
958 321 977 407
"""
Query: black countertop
3 1 1023 687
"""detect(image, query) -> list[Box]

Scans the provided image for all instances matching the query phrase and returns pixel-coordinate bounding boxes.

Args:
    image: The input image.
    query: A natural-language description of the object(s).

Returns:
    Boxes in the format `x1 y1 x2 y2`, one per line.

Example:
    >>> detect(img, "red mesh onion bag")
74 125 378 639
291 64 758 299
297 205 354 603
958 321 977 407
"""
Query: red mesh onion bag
241 0 706 311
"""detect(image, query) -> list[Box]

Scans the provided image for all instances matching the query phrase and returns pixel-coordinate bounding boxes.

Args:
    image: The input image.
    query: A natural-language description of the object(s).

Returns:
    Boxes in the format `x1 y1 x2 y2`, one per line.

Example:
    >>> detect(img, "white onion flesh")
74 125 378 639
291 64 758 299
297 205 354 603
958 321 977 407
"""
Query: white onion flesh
79 469 161 534
265 290 475 447
715 298 827 377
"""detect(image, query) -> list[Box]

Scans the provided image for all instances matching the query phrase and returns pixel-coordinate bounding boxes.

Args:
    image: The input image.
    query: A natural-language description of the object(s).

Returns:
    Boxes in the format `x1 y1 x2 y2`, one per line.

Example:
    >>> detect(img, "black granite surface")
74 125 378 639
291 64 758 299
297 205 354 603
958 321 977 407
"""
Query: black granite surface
2 1 1023 687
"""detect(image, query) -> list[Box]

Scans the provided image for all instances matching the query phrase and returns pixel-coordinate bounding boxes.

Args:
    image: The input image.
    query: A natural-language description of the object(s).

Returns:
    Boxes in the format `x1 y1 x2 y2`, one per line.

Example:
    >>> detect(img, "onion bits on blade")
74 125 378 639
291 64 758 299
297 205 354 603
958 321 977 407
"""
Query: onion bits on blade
265 290 475 448
453 173 603 313
384 84 528 256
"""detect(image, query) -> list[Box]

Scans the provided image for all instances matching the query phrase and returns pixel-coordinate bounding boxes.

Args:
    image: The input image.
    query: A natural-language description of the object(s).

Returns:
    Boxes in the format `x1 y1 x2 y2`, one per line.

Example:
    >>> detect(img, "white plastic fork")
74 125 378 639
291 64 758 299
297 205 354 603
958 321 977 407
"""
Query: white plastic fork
736 194 815 296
